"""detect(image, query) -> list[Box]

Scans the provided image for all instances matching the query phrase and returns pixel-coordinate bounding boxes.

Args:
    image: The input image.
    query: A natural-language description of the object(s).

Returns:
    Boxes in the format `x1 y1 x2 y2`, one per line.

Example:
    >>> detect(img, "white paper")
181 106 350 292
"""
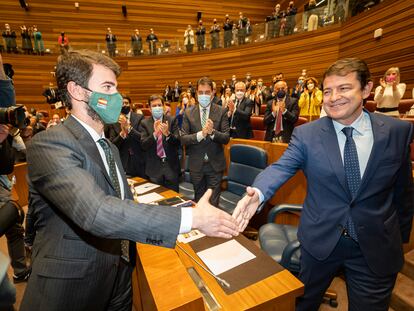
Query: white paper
196 240 256 275
136 192 164 204
177 230 205 244
134 182 160 194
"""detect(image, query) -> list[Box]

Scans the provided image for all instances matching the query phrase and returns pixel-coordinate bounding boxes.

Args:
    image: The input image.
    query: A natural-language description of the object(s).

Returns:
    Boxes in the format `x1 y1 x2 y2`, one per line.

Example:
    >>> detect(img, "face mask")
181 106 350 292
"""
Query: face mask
151 106 164 119
85 89 123 124
198 95 211 108
276 89 286 99
298 80 303 85
182 97 189 104
235 91 245 100
232 77 236 81
121 106 130 114
258 82 263 87
307 83 314 91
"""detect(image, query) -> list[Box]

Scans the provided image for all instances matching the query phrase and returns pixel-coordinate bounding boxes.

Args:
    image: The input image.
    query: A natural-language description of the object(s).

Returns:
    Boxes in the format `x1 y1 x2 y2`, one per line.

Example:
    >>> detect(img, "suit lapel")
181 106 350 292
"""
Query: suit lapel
356 112 387 196
63 116 114 190
320 118 351 198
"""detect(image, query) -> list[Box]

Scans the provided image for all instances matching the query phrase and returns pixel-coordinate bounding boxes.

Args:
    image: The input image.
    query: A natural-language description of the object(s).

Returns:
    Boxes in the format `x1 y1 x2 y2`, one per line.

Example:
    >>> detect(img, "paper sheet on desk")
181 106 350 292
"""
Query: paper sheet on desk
136 192 164 204
134 182 160 194
196 240 256 275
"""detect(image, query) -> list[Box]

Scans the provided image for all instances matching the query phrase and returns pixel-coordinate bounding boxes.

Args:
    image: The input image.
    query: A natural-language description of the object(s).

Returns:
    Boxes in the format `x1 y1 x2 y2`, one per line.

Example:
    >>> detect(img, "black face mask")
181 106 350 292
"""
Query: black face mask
121 106 130 114
277 89 286 99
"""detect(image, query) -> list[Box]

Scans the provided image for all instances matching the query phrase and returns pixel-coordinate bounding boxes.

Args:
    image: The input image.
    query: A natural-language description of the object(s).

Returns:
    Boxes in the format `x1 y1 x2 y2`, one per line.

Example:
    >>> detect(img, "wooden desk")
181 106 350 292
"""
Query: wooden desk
131 178 304 310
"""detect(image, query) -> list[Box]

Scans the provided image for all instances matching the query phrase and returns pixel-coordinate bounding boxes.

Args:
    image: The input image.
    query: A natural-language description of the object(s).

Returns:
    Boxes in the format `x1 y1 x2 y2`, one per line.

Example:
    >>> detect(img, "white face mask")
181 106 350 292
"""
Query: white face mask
307 83 314 91
235 91 245 100
182 98 189 104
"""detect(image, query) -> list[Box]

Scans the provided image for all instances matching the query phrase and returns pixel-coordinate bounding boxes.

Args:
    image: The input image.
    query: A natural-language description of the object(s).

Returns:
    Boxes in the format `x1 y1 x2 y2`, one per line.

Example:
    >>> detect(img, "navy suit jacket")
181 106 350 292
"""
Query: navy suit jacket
253 112 413 277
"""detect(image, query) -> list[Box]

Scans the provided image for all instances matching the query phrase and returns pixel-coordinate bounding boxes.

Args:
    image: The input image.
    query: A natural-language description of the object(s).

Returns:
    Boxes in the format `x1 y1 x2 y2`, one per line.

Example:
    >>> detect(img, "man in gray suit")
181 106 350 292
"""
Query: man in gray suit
181 77 230 207
20 50 239 311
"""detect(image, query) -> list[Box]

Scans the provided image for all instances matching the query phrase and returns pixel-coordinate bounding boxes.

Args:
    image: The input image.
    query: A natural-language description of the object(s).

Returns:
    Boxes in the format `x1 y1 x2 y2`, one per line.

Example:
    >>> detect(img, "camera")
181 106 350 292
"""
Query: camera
0 105 29 129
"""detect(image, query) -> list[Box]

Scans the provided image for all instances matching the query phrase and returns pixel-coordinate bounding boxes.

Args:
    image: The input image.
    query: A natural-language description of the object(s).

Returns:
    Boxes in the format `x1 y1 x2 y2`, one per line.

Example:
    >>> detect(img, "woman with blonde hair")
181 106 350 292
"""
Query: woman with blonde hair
298 77 322 121
175 92 194 129
374 67 406 116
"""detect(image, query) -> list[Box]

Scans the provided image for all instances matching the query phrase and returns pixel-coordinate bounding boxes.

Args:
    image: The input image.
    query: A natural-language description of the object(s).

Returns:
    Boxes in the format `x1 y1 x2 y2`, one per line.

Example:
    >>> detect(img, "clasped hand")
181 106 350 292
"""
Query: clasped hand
154 119 170 137
202 119 214 137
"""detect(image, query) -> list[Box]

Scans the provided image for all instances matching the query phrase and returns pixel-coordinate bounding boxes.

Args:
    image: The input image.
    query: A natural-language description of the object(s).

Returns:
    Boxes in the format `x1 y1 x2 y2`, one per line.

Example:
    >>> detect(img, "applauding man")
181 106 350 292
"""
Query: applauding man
181 77 230 206
140 95 180 192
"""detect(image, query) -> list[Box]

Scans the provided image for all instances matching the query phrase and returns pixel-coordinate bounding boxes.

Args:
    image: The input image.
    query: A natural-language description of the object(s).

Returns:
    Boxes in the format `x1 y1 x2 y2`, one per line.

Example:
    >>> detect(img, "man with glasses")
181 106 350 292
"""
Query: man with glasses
181 77 230 206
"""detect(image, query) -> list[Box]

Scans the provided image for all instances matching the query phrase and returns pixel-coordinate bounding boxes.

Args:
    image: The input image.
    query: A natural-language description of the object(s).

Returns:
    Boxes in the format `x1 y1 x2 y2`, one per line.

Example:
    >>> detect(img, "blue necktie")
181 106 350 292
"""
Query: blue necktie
98 138 130 261
342 127 360 241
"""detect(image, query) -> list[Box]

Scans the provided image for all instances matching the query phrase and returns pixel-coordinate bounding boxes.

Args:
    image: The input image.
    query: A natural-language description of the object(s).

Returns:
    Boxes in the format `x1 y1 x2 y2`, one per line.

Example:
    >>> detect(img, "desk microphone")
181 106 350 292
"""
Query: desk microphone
176 243 230 288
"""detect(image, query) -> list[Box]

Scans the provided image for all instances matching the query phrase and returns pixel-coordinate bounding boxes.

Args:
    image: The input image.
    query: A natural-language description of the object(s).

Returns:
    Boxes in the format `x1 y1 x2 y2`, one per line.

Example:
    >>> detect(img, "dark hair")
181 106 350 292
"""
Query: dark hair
197 76 213 91
148 94 164 106
122 95 131 104
56 50 121 109
323 58 371 90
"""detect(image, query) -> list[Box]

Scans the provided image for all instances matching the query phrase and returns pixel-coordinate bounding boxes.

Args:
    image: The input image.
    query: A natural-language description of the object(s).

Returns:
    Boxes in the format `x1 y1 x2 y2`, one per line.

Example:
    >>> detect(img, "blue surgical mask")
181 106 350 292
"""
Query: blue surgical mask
198 95 211 108
151 106 164 119
85 88 123 124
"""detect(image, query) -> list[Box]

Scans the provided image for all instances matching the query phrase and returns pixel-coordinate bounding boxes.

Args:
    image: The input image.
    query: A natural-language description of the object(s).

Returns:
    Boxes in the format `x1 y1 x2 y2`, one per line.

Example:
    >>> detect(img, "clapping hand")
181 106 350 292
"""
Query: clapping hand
153 119 162 136
159 121 170 137
232 186 260 232
206 119 214 135
192 189 239 238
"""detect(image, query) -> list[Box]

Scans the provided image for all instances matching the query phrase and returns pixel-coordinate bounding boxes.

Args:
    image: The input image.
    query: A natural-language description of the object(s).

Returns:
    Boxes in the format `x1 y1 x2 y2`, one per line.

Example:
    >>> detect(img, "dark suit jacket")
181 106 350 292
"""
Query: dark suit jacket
181 104 230 172
21 116 181 311
229 97 254 139
264 95 299 143
139 115 180 178
105 112 146 178
253 112 414 277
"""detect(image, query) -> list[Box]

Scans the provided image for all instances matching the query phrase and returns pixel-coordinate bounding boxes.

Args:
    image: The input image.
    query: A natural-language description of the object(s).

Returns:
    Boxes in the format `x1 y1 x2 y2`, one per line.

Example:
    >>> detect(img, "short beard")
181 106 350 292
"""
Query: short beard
85 102 104 124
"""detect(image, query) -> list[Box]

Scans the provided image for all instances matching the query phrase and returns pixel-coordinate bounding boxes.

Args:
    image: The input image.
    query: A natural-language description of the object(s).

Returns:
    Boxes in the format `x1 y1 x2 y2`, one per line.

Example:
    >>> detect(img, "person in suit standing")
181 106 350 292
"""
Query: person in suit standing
21 50 239 311
264 80 299 143
195 20 206 51
140 95 180 192
223 15 233 48
105 95 146 178
227 81 254 139
233 58 413 311
210 19 220 49
131 29 142 56
181 77 230 206
146 28 158 55
105 28 117 58
173 80 182 102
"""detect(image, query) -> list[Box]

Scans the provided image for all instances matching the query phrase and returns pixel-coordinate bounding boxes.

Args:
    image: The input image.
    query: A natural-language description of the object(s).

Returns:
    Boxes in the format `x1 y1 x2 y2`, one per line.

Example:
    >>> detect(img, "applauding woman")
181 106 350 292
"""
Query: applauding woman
374 67 406 116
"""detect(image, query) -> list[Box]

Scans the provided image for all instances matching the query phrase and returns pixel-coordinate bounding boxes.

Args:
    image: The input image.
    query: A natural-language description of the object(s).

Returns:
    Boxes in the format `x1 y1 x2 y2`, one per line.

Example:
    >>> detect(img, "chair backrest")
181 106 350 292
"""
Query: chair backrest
250 116 266 140
364 100 376 112
260 104 267 115
227 144 268 196
294 116 308 127
399 99 414 114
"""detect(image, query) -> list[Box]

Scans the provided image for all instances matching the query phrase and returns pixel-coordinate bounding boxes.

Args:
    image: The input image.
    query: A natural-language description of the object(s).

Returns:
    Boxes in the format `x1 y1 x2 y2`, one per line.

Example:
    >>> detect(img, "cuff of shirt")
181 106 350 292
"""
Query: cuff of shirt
179 207 193 233
252 187 265 204
196 131 204 142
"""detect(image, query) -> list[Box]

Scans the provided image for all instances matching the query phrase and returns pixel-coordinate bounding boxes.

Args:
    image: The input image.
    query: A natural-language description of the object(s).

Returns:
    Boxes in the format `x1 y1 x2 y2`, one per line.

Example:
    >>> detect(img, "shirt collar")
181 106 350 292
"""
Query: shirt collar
332 110 369 136
72 115 105 142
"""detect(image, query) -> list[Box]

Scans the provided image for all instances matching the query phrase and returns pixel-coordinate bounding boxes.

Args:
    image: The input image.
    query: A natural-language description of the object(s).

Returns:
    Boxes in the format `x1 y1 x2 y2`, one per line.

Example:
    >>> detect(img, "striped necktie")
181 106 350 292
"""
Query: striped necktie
97 138 130 261
342 127 360 241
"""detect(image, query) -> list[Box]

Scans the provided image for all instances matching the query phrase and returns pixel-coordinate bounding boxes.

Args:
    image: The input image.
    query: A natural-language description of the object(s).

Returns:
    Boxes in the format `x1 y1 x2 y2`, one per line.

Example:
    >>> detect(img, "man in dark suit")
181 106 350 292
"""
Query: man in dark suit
181 77 230 206
264 80 299 143
21 50 239 311
233 58 413 311
172 80 182 102
228 81 253 139
140 95 180 192
105 95 146 178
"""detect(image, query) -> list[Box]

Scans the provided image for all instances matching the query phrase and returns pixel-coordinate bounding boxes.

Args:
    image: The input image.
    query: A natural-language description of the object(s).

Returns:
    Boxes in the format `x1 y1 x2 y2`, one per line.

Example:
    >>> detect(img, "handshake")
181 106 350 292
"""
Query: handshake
191 187 260 238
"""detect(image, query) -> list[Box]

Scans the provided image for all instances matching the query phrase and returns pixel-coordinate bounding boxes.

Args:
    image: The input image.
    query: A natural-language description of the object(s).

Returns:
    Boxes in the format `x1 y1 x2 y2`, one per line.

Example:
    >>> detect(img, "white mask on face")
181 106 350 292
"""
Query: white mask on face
307 83 314 91
182 97 189 104
235 91 245 100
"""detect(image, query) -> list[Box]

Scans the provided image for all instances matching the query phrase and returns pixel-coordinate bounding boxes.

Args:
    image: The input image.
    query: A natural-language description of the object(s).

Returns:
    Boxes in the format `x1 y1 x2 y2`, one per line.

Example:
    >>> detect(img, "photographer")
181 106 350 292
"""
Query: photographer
0 54 30 297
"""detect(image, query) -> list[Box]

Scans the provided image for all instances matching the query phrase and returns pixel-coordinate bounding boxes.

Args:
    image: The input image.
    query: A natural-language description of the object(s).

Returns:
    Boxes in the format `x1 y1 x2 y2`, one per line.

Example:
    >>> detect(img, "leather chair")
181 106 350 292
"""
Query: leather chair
219 144 267 214
178 155 194 200
250 116 266 140
294 116 308 127
364 100 376 112
259 204 338 307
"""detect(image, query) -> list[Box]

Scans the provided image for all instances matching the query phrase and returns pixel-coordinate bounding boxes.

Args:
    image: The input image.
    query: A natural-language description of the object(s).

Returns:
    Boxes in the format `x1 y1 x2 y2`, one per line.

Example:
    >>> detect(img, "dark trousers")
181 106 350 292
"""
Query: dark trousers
297 235 397 311
190 162 222 206
107 260 133 311
148 161 179 193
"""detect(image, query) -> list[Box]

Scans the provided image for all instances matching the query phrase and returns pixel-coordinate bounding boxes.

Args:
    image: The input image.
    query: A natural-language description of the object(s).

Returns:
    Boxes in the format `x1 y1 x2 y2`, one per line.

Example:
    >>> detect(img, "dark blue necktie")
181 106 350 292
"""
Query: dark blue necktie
98 138 130 261
342 127 360 241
